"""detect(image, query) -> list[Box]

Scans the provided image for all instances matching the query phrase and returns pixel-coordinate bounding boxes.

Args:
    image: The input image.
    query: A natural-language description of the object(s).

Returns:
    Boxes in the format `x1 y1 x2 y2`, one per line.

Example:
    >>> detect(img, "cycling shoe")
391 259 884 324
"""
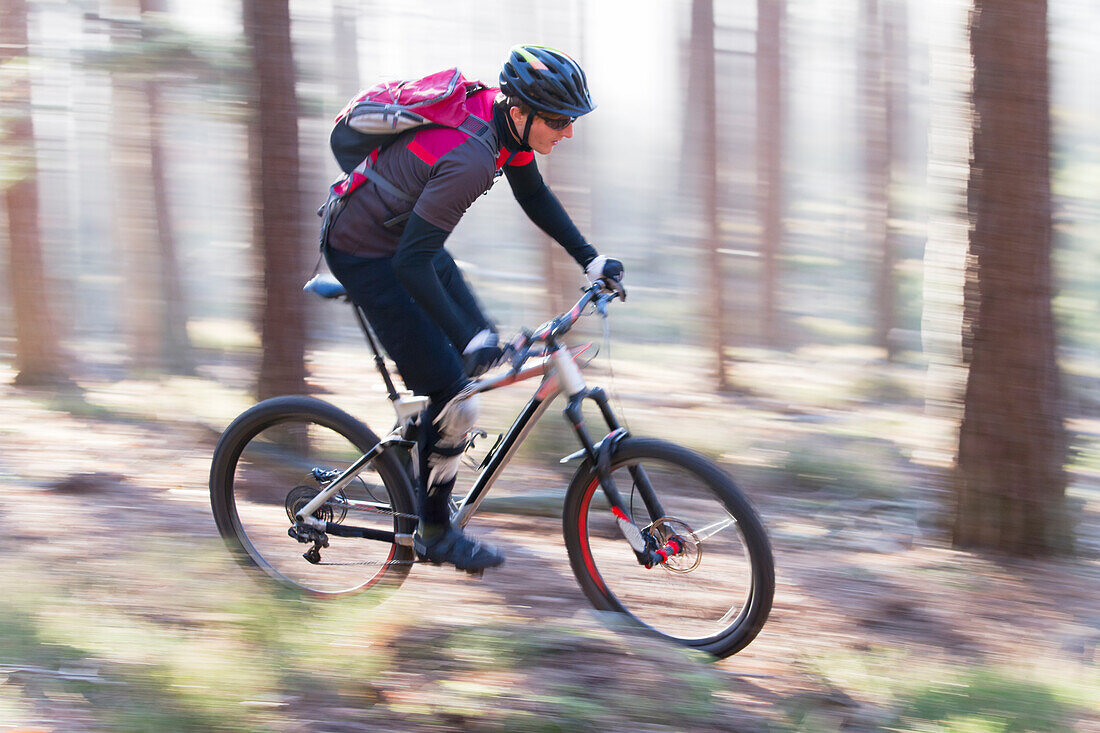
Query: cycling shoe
413 524 505 571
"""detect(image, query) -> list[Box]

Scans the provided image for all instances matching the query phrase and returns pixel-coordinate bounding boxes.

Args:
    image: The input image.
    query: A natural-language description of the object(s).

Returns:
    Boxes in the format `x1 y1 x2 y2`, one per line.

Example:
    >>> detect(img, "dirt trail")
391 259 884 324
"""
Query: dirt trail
2 381 1097 731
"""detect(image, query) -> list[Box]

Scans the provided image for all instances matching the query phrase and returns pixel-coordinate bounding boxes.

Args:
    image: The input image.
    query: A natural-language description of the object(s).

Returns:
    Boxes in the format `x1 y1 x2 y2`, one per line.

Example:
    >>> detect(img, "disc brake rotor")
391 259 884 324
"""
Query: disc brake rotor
285 483 348 524
647 517 702 573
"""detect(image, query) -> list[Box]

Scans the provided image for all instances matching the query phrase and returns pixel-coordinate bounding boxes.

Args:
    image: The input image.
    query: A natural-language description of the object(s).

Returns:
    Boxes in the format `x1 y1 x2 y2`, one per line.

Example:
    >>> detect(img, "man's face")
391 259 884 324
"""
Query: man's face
510 107 575 155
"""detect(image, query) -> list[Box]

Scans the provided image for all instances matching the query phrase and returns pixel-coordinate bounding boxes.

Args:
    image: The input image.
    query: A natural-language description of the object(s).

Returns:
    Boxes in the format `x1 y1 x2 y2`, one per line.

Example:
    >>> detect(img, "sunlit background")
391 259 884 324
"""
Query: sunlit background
1 0 1097 730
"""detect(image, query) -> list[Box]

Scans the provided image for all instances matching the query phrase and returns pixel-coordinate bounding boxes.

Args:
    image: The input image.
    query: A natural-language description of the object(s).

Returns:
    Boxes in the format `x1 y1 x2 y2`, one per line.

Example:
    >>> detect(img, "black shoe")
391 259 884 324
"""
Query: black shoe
413 524 504 571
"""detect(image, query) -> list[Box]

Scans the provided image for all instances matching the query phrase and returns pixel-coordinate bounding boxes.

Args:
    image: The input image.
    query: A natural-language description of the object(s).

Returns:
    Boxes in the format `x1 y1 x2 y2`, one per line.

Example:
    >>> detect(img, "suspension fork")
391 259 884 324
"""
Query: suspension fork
565 388 671 565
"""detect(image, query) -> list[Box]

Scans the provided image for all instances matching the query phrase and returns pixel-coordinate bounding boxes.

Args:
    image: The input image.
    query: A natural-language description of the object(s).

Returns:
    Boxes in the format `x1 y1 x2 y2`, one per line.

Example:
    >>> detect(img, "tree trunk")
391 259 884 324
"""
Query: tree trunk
110 9 163 373
243 0 307 400
690 0 730 391
756 0 784 349
955 0 1069 555
140 0 194 374
860 0 893 358
880 0 908 361
539 159 584 320
332 0 361 101
1 0 70 386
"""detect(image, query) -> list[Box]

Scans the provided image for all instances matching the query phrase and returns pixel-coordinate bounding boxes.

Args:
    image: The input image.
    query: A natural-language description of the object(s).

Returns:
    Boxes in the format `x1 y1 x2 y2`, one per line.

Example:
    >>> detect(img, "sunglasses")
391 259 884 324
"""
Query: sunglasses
537 113 576 131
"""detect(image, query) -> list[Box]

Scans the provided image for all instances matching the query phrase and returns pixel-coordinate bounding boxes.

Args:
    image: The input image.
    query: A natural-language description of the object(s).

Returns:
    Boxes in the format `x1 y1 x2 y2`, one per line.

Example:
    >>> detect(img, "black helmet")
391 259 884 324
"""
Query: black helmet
499 44 595 118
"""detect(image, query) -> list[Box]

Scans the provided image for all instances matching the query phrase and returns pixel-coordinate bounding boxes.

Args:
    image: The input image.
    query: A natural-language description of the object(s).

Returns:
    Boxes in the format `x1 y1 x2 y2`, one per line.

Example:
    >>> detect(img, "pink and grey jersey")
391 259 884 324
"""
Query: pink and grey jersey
328 87 534 259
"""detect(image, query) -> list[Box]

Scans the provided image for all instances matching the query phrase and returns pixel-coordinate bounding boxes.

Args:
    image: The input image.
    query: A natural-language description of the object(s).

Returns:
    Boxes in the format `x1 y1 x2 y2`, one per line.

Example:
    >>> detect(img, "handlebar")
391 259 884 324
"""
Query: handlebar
504 279 622 371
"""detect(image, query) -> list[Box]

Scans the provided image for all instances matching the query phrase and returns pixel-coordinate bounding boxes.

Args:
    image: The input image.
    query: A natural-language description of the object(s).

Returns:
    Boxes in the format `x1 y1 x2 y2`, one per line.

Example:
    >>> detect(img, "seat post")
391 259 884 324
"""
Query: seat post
353 304 400 402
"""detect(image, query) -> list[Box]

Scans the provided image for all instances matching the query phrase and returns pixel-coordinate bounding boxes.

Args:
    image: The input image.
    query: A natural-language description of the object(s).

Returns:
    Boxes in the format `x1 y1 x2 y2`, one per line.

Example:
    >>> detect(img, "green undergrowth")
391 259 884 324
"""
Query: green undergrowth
896 668 1087 732
0 540 755 731
782 647 1097 732
1 544 395 731
3 533 1097 731
382 619 736 731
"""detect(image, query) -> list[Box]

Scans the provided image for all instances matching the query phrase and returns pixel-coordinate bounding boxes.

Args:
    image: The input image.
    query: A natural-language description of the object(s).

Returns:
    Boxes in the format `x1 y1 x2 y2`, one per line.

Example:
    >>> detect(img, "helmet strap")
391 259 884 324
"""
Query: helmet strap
520 113 534 148
505 106 535 151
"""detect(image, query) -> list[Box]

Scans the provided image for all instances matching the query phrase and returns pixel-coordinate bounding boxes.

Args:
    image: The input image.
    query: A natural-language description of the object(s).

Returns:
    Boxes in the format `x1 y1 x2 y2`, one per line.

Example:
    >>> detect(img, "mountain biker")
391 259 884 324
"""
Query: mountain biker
322 45 625 571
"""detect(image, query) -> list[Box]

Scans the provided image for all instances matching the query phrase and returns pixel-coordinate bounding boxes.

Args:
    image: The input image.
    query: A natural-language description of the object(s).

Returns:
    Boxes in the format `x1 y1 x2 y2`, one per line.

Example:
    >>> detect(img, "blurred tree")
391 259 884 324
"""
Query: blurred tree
540 151 589 319
1 0 71 386
243 0 307 400
104 0 194 374
140 0 193 373
81 7 246 372
332 0 360 101
689 0 731 392
539 11 590 321
955 0 1069 554
756 0 785 349
862 0 907 362
109 18 162 373
859 0 889 356
879 0 908 360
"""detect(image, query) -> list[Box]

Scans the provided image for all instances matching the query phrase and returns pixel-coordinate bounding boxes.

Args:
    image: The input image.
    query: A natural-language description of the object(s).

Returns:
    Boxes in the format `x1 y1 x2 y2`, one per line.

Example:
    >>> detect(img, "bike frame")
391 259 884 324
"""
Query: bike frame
294 282 677 568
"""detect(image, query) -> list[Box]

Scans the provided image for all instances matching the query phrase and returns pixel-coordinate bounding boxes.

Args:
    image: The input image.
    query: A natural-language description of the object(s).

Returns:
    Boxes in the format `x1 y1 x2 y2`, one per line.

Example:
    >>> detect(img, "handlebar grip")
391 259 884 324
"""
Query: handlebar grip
598 277 626 302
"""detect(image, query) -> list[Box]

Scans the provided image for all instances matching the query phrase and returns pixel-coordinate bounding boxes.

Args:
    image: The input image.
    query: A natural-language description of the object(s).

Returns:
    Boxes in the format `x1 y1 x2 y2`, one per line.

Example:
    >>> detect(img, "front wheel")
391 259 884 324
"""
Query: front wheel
210 396 417 597
562 437 774 659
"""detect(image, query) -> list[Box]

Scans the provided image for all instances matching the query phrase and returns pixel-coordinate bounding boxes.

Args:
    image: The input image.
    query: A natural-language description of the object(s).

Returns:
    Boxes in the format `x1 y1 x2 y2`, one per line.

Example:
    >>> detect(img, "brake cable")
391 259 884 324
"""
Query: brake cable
598 296 631 434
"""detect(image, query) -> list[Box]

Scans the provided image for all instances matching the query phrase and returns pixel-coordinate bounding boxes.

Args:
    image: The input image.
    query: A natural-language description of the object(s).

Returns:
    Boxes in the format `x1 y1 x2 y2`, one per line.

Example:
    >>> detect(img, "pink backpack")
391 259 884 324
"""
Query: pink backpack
328 68 496 200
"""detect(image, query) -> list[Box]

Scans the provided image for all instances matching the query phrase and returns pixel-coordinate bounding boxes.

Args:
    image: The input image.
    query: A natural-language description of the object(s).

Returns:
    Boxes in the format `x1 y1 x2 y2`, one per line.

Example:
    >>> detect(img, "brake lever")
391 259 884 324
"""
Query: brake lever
594 287 622 316
507 329 533 371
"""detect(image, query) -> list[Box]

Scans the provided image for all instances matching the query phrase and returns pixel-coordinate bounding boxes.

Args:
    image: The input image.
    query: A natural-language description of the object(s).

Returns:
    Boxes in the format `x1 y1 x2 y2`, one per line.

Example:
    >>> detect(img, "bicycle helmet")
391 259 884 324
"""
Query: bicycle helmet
499 44 595 118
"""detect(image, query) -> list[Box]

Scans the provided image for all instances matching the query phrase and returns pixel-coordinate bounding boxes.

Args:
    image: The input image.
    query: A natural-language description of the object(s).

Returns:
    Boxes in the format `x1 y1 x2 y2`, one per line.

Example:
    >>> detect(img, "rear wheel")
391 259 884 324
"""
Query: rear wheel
210 396 417 597
563 437 774 658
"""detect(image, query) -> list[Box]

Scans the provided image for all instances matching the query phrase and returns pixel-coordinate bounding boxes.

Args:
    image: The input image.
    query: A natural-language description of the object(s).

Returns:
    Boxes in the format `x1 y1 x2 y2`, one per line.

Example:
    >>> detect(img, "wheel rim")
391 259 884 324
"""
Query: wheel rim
225 415 404 596
578 458 756 643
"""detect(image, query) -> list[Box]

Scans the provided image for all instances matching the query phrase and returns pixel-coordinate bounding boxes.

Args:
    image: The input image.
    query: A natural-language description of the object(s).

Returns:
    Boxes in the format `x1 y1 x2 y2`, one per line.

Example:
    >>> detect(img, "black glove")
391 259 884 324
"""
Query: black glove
585 255 626 299
462 329 505 378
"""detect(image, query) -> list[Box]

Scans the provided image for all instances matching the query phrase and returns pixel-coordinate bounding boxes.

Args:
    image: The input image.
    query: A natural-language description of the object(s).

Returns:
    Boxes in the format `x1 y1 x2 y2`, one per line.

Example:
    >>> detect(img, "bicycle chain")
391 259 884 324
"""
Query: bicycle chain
314 558 418 567
327 498 419 521
308 497 420 566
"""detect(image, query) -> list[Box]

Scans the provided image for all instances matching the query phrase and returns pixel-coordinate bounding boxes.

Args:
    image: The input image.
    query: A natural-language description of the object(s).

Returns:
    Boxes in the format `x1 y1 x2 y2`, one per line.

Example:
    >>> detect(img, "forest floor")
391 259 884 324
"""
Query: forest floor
1 354 1098 732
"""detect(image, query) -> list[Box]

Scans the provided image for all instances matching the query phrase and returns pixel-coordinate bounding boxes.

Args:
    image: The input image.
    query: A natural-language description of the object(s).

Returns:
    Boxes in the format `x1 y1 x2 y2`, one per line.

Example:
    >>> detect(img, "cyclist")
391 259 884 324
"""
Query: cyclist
323 45 624 571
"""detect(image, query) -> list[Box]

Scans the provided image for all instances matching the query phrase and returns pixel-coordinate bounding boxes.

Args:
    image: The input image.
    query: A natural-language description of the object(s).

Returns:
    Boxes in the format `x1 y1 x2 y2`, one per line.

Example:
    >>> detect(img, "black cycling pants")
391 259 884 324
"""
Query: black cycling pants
324 245 470 400
324 245 477 525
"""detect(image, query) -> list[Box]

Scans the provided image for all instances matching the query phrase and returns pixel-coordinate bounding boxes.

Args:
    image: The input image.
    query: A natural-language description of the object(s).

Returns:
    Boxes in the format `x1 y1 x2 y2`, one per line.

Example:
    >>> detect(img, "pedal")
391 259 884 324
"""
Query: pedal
461 428 489 470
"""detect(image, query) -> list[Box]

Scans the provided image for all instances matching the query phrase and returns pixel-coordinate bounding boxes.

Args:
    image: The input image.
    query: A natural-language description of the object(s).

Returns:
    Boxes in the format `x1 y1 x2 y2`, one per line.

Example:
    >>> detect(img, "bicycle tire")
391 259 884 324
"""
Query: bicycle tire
562 437 774 659
210 395 417 597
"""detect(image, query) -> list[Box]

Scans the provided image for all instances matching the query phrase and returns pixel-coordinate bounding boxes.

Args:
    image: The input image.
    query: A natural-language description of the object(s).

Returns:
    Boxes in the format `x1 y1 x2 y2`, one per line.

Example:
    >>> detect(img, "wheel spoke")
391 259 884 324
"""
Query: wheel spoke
210 398 416 597
566 437 774 658
692 514 738 543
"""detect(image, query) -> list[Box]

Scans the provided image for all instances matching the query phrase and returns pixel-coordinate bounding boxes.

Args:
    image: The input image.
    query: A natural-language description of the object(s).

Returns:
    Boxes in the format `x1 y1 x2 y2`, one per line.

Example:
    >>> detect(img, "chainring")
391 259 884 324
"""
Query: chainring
285 483 348 524
647 516 702 573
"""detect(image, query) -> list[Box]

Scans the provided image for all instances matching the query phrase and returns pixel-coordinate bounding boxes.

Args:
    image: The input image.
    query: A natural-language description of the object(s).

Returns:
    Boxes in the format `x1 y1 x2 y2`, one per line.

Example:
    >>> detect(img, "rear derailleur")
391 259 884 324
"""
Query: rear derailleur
288 523 329 564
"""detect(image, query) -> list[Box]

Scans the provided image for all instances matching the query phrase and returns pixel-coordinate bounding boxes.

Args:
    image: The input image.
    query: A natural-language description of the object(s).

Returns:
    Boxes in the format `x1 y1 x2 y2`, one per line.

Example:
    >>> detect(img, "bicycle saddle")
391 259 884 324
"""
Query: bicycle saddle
303 274 347 300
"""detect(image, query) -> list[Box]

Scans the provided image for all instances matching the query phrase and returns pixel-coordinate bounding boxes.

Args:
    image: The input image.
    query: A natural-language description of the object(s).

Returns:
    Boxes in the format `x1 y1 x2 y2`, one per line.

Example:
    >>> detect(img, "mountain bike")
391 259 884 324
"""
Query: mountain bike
209 277 775 658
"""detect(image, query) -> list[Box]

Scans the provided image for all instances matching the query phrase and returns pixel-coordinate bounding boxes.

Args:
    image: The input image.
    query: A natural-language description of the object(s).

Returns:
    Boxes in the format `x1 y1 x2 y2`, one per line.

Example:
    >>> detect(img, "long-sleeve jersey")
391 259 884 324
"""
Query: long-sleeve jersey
327 89 596 351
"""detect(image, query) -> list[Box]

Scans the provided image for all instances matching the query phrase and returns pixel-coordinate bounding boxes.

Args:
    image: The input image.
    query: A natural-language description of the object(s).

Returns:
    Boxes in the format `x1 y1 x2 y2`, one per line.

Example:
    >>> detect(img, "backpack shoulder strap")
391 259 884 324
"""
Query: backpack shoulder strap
360 164 416 204
455 112 497 156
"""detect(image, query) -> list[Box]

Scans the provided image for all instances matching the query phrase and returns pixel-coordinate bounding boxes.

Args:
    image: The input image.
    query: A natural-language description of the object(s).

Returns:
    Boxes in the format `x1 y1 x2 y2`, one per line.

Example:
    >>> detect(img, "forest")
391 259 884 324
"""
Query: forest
1 0 1097 730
